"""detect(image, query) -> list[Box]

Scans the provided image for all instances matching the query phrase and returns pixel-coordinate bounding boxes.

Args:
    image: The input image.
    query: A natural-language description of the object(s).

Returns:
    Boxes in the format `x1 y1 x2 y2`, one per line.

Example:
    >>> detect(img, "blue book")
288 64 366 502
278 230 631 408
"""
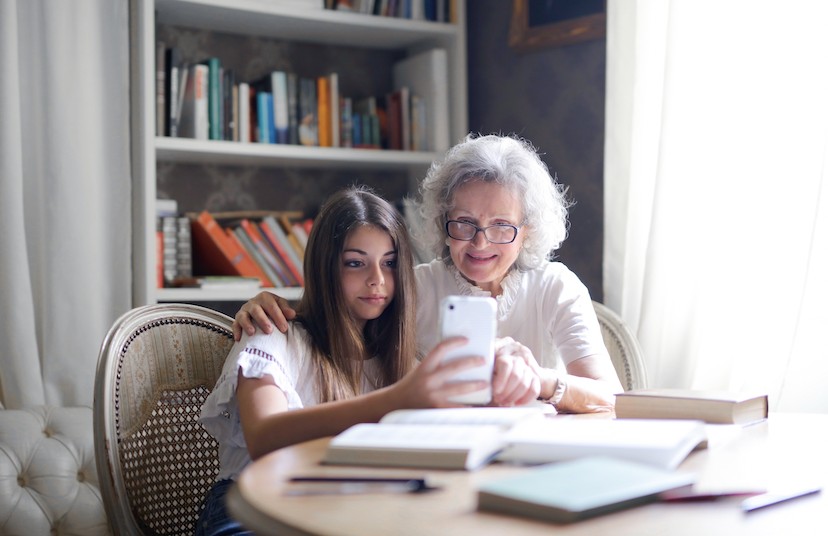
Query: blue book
477 457 695 524
256 92 271 144
267 93 276 144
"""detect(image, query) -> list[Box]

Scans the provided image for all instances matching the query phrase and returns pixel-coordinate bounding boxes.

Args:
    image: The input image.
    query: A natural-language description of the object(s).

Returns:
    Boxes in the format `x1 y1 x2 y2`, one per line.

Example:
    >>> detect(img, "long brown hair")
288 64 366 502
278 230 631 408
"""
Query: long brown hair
295 186 418 402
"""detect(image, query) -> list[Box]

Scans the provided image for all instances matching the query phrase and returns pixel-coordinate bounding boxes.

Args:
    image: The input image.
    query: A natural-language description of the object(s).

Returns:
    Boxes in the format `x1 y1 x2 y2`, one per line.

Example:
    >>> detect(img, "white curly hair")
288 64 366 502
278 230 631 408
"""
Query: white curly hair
414 133 570 270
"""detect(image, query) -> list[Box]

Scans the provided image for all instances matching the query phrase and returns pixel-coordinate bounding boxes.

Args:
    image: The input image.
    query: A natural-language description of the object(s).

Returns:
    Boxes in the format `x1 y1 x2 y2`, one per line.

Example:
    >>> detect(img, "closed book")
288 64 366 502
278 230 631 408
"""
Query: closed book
278 213 306 260
324 407 545 471
328 72 340 147
178 64 209 140
497 418 707 470
256 91 271 144
163 46 181 137
317 75 331 147
615 389 769 425
286 72 299 145
298 77 318 146
201 57 222 140
271 71 290 144
477 457 696 524
156 41 166 136
238 82 250 142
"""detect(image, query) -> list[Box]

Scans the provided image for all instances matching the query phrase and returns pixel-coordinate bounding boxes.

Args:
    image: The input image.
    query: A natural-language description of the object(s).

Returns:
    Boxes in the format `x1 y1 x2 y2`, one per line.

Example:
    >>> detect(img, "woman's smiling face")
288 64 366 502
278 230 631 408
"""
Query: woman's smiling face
446 180 525 296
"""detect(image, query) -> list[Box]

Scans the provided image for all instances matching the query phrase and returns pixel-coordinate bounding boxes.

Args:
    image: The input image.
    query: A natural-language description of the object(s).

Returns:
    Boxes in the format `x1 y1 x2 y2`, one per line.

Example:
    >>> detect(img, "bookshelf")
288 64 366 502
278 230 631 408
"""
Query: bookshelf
130 0 468 305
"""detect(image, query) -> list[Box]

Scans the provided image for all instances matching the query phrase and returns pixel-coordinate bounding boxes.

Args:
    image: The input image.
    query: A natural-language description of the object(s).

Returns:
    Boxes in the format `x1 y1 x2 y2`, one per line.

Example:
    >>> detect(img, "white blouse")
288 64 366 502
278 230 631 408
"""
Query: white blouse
199 323 381 481
415 260 607 369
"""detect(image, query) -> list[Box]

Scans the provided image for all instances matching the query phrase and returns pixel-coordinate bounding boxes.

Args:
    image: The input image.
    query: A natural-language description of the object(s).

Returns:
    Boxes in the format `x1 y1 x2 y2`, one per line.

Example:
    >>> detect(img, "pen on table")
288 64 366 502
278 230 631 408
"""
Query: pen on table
741 485 822 512
285 476 440 496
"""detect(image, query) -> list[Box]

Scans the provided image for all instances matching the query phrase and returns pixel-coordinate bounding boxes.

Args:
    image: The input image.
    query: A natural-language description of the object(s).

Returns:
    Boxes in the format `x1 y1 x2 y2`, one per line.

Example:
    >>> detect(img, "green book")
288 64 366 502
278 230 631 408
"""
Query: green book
201 57 222 140
477 457 695 524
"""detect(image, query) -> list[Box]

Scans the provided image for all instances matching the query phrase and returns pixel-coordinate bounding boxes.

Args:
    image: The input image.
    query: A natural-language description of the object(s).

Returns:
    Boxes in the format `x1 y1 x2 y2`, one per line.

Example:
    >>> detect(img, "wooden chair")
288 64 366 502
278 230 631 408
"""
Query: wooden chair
93 303 234 535
592 301 648 390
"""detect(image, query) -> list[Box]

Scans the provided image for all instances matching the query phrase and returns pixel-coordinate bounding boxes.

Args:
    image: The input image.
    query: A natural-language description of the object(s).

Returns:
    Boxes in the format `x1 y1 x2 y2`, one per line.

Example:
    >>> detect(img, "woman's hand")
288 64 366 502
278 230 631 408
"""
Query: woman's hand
491 337 542 406
387 337 489 409
233 291 297 341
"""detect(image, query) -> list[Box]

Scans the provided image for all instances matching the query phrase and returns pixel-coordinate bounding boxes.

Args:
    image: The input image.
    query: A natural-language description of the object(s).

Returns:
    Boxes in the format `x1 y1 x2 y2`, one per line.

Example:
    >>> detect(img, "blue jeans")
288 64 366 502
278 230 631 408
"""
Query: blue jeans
195 479 253 536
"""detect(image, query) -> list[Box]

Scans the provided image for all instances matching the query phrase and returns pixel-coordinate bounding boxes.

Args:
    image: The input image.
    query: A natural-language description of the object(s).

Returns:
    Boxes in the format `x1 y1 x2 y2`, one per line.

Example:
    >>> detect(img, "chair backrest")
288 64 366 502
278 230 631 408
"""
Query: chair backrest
94 303 234 536
592 301 648 391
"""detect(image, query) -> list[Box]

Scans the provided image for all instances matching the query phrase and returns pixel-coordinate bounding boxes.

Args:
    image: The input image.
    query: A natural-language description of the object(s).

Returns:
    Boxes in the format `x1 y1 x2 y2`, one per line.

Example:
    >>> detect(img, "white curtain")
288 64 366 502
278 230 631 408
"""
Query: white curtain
0 0 131 409
604 0 828 412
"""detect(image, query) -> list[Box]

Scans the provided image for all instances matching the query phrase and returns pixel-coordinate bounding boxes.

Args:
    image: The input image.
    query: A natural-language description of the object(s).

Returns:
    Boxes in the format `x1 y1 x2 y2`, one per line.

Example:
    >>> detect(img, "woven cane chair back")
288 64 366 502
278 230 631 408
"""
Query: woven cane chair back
94 304 234 535
592 301 648 391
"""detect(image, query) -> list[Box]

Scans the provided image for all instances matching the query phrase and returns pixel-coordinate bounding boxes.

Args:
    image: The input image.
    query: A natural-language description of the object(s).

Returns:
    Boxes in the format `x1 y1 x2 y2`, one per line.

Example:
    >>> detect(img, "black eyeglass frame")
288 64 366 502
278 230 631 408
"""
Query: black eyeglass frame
445 220 522 244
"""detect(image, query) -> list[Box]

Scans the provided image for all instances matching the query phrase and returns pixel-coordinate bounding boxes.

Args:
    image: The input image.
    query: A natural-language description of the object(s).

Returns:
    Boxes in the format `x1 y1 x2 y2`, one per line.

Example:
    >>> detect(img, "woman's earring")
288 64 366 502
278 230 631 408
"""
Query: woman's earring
445 237 451 246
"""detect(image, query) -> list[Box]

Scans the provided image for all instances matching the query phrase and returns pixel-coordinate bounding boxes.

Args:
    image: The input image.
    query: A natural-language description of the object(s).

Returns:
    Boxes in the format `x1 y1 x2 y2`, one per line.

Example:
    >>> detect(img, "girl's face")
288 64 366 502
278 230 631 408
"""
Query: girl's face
340 225 397 328
447 180 525 296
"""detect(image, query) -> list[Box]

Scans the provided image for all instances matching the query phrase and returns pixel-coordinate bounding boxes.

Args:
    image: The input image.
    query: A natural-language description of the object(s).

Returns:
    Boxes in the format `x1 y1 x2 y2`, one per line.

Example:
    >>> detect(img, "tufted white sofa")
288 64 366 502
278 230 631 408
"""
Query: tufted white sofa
0 406 111 536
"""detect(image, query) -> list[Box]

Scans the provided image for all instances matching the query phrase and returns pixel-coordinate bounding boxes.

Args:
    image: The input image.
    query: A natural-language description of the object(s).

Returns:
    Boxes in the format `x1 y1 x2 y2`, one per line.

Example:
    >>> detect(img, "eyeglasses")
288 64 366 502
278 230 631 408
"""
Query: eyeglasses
445 220 521 244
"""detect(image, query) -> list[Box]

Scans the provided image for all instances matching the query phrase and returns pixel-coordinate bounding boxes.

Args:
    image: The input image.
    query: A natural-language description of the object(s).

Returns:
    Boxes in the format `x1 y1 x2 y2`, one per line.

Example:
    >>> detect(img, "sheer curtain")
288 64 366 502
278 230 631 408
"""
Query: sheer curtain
604 0 828 412
0 0 131 409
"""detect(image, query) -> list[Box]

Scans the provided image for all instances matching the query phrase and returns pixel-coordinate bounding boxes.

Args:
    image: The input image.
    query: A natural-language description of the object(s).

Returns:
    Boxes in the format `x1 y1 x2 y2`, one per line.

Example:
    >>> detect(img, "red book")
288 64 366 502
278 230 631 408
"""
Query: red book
190 210 271 286
259 220 304 286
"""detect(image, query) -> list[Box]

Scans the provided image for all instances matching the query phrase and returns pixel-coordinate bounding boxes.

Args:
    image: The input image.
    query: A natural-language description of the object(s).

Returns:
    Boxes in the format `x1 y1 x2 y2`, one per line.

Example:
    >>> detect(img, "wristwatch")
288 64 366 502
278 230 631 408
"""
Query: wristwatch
547 373 567 407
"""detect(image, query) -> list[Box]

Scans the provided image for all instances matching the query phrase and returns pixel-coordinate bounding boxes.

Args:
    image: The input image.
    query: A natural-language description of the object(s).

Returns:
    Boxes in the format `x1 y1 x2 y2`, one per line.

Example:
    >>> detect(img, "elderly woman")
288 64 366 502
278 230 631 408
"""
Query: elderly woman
234 134 622 413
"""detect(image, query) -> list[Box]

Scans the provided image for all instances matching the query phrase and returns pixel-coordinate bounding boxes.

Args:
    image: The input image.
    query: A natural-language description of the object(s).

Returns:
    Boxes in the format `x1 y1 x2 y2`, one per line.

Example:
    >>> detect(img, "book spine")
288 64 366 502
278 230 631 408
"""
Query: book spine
203 57 222 140
257 91 271 144
317 75 331 147
329 72 340 147
299 77 318 146
164 47 181 137
286 72 299 145
224 228 274 287
271 71 290 144
239 219 292 286
233 226 283 287
262 215 305 278
156 41 166 136
238 82 250 143
259 220 304 286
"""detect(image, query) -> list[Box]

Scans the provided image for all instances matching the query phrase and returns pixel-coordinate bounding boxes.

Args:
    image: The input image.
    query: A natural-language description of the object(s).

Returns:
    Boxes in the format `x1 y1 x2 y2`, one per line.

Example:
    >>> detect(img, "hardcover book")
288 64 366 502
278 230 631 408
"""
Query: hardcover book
614 389 769 425
477 457 696 524
178 64 209 140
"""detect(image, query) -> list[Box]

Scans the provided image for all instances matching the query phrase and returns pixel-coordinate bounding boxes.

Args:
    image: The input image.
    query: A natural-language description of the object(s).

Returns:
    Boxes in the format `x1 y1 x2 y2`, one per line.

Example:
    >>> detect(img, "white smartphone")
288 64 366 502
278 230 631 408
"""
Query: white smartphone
438 295 498 405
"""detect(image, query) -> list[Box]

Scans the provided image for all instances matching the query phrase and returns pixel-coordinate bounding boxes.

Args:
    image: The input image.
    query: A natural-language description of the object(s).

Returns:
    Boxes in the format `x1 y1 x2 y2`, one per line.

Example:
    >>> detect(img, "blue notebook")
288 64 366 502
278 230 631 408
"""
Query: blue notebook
477 457 695 524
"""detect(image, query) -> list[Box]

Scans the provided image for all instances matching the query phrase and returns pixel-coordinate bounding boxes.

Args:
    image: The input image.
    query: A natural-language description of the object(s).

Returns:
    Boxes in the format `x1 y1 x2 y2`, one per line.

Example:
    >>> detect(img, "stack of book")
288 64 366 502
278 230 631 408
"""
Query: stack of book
189 210 311 289
156 198 192 288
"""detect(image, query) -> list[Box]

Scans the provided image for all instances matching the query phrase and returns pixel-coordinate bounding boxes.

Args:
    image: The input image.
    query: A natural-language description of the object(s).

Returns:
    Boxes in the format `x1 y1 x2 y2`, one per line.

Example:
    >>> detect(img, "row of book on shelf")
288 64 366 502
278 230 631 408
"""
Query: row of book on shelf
157 45 450 153
156 199 311 290
326 0 456 22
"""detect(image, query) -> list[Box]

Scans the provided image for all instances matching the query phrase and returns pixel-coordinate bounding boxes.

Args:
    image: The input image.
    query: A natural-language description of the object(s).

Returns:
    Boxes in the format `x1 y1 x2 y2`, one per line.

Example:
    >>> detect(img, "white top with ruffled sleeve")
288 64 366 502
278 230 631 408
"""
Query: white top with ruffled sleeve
199 323 380 480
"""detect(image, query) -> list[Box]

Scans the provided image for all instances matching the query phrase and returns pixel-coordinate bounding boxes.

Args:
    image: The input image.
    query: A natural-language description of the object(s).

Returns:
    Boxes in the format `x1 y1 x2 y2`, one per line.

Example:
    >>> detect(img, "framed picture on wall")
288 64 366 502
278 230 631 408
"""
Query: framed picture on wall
509 0 606 52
